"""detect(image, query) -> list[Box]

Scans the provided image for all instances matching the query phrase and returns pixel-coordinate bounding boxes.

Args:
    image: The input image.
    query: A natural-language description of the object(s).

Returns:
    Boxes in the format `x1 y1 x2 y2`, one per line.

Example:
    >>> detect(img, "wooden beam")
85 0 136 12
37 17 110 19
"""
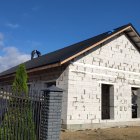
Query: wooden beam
28 62 61 73
125 30 134 34
130 27 140 42
129 35 137 38
60 26 132 65
135 42 140 44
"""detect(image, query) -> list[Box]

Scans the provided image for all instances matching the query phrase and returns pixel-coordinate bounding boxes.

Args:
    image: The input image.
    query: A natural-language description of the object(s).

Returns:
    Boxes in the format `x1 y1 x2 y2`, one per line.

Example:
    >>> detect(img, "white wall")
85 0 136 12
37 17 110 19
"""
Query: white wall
28 67 70 126
66 34 140 129
56 67 69 125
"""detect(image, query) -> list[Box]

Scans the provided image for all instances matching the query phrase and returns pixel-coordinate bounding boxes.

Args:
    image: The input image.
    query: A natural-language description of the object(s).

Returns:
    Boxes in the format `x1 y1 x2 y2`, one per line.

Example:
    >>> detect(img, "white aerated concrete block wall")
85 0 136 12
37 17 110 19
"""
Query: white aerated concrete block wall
56 67 69 125
65 34 140 129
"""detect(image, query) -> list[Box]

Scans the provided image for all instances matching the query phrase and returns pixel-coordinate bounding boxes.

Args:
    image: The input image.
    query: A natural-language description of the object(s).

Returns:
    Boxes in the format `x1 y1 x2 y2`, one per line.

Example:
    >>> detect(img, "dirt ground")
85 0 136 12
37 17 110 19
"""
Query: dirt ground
61 126 140 140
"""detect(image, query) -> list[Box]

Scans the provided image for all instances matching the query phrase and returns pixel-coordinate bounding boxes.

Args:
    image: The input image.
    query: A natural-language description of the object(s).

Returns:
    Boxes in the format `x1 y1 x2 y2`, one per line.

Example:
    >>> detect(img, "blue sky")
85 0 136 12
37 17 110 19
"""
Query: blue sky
0 0 140 71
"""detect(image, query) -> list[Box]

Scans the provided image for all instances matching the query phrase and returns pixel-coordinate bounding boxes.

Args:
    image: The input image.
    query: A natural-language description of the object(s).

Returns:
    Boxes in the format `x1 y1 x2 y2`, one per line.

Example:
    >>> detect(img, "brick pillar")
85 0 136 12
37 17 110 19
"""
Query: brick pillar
40 85 63 140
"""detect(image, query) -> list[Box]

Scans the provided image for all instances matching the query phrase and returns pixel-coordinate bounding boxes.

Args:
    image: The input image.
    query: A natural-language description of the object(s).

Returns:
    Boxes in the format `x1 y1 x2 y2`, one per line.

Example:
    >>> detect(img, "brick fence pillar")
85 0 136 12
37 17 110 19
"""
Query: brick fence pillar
40 85 63 140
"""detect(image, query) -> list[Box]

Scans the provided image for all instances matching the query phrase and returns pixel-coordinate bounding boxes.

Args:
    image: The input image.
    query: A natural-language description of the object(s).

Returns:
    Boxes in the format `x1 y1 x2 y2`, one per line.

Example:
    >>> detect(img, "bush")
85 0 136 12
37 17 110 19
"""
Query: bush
0 64 36 139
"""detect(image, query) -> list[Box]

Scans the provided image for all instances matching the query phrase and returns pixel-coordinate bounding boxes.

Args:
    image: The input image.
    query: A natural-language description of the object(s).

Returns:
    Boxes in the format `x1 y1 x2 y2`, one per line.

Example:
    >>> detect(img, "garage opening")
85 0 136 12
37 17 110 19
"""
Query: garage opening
131 87 140 118
101 84 114 120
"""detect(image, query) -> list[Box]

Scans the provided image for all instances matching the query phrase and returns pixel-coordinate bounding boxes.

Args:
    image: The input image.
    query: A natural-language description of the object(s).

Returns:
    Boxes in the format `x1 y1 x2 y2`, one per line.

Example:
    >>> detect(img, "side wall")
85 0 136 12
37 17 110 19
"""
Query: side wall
28 67 70 126
66 34 140 130
0 66 69 127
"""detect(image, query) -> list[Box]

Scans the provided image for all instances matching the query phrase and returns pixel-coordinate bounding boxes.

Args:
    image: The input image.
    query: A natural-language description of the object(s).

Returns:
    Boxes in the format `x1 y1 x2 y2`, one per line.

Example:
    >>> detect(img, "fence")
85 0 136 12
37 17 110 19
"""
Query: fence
0 85 63 140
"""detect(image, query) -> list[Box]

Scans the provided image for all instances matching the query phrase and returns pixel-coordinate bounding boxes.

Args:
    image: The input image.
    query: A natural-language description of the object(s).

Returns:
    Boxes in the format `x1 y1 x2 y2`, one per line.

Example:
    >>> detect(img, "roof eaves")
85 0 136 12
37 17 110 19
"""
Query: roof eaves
0 60 61 79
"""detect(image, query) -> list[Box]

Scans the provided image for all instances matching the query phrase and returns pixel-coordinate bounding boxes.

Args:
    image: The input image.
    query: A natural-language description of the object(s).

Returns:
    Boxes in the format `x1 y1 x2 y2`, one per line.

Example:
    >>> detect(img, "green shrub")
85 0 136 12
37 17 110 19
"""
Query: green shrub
0 64 36 139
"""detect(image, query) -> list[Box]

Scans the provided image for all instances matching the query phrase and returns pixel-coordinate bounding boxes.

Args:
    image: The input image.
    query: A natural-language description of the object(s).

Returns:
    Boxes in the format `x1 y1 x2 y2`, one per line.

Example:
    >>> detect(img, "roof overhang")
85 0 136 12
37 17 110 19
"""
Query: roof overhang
0 62 62 80
124 26 140 51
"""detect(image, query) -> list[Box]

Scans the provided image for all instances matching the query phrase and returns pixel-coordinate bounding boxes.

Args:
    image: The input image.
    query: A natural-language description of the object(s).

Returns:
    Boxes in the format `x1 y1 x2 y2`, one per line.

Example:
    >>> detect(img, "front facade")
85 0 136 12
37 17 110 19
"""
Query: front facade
62 34 140 129
1 24 140 130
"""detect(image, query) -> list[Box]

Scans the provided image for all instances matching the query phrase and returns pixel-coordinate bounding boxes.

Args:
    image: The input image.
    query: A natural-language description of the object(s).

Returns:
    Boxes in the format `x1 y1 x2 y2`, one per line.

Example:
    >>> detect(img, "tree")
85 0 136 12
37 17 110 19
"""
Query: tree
12 64 28 95
0 64 36 140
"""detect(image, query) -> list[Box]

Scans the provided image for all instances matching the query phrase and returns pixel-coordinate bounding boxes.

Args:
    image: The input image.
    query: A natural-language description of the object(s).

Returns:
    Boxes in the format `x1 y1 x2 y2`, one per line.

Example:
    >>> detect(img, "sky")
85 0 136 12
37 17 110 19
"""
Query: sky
0 0 140 72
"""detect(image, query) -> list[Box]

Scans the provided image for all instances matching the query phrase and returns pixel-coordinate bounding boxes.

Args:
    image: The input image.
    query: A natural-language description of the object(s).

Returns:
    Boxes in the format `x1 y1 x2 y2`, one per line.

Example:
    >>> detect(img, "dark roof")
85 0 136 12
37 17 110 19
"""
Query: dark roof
0 23 139 77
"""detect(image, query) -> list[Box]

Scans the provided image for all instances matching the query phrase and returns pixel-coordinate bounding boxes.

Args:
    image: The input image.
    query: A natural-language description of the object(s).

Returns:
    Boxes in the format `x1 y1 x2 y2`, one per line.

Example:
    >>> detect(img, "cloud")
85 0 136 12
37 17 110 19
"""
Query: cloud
31 6 40 11
0 33 4 41
0 32 4 48
6 23 20 29
31 5 41 12
0 47 30 72
0 33 30 72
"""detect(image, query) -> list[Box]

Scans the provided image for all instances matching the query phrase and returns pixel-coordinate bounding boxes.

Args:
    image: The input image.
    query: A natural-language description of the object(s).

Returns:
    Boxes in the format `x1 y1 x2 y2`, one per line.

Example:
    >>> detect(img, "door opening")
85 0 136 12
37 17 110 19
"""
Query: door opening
131 87 140 118
101 84 114 120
